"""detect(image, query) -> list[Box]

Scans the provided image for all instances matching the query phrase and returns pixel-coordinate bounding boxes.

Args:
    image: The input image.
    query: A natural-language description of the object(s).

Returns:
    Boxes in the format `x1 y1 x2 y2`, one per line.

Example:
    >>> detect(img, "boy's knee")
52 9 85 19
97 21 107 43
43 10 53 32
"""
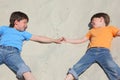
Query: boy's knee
16 63 31 79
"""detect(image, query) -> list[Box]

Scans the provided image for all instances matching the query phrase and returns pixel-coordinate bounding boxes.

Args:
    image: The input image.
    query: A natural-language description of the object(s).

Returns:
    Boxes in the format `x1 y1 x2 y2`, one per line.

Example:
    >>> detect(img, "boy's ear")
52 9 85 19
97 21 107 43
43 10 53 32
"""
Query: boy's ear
14 20 19 25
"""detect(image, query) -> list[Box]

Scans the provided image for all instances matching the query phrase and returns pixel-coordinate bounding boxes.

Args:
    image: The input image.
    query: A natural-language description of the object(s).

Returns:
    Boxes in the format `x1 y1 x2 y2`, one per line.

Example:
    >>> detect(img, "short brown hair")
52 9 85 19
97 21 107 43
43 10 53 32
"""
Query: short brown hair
9 11 29 27
90 13 110 26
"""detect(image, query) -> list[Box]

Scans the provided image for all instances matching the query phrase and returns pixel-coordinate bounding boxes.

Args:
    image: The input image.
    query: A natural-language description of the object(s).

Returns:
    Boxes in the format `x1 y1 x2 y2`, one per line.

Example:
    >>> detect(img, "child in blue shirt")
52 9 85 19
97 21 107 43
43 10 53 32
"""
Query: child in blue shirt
0 11 63 80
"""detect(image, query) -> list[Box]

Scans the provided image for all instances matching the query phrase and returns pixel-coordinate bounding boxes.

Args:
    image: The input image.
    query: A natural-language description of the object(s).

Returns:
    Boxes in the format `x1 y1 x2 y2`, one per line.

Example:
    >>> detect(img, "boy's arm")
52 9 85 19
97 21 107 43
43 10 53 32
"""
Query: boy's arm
64 36 89 44
116 30 120 36
30 34 63 44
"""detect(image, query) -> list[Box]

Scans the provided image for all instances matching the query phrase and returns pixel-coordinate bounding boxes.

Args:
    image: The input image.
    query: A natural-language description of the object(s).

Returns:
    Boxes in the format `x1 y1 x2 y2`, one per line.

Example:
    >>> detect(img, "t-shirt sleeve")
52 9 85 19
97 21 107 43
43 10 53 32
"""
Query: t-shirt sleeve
0 26 5 35
85 30 91 39
110 26 119 37
23 31 32 40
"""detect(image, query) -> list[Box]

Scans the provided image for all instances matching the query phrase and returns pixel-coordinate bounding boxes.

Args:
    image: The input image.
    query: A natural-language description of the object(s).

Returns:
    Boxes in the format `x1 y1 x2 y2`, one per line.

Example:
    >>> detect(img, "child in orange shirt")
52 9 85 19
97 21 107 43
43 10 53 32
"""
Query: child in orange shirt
64 13 120 80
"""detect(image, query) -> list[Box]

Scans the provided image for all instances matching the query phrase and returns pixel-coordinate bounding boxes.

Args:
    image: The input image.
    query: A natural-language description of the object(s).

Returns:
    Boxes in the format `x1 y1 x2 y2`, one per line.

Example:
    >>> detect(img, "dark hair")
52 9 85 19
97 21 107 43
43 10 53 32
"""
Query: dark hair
90 13 110 26
9 11 29 27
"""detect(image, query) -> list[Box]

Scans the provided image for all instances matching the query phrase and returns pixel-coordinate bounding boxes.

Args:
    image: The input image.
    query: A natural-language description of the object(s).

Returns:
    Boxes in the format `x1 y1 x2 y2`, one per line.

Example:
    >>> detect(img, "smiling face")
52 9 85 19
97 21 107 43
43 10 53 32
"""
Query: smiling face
90 13 110 29
14 19 28 31
90 17 105 28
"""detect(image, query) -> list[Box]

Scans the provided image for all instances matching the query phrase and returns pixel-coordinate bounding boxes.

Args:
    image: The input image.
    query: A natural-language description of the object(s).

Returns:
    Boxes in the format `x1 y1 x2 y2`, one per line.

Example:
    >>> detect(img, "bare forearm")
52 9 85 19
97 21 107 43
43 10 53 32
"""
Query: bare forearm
30 35 56 43
65 37 89 44
36 36 56 43
30 35 63 44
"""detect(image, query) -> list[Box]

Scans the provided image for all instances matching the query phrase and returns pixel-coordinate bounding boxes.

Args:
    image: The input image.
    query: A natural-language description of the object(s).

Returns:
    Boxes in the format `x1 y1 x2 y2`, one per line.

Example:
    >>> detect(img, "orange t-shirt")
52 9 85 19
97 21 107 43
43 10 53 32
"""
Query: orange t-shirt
86 26 119 49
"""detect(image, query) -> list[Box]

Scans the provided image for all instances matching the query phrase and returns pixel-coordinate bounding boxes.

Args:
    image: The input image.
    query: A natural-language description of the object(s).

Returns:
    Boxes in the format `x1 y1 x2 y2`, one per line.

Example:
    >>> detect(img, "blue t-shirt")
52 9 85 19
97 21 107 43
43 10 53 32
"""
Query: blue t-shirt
0 26 32 51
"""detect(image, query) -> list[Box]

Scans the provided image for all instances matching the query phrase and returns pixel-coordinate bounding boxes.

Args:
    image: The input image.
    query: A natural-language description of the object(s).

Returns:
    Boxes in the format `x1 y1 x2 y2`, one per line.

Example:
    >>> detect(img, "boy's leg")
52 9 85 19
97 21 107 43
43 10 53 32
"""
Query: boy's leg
23 72 36 80
4 50 36 80
0 52 3 65
65 74 74 80
65 49 96 80
97 50 120 80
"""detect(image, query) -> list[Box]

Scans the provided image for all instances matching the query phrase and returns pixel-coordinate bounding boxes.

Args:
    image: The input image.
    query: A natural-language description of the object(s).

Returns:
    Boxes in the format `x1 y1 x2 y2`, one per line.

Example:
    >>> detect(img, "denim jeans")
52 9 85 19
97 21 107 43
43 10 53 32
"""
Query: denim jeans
0 45 31 80
68 47 120 80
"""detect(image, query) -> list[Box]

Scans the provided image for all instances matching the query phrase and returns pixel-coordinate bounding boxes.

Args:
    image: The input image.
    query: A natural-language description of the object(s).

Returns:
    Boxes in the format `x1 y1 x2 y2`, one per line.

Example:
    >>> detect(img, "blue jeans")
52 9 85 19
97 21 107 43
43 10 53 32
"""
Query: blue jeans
68 47 120 80
0 45 31 80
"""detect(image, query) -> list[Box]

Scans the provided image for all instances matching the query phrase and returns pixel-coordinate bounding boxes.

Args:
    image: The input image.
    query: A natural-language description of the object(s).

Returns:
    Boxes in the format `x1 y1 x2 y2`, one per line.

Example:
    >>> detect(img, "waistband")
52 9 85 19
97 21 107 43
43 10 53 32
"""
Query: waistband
90 47 106 48
89 47 110 51
0 45 18 51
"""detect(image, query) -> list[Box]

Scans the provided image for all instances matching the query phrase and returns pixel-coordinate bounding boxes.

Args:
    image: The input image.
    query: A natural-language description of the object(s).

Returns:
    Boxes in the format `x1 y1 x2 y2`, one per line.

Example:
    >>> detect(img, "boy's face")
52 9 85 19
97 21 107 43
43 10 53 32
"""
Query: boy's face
91 17 105 28
14 19 28 31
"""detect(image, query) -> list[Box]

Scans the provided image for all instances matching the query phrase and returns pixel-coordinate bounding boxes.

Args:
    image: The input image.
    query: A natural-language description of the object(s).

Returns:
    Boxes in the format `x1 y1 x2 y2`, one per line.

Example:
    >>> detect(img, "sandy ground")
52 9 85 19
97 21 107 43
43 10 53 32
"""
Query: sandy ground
0 0 120 80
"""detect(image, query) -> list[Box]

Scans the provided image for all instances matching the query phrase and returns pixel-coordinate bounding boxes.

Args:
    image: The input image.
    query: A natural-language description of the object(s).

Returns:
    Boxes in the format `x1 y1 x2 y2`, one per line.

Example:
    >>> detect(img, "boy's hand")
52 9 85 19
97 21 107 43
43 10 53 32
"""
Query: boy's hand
53 37 64 44
61 37 67 43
